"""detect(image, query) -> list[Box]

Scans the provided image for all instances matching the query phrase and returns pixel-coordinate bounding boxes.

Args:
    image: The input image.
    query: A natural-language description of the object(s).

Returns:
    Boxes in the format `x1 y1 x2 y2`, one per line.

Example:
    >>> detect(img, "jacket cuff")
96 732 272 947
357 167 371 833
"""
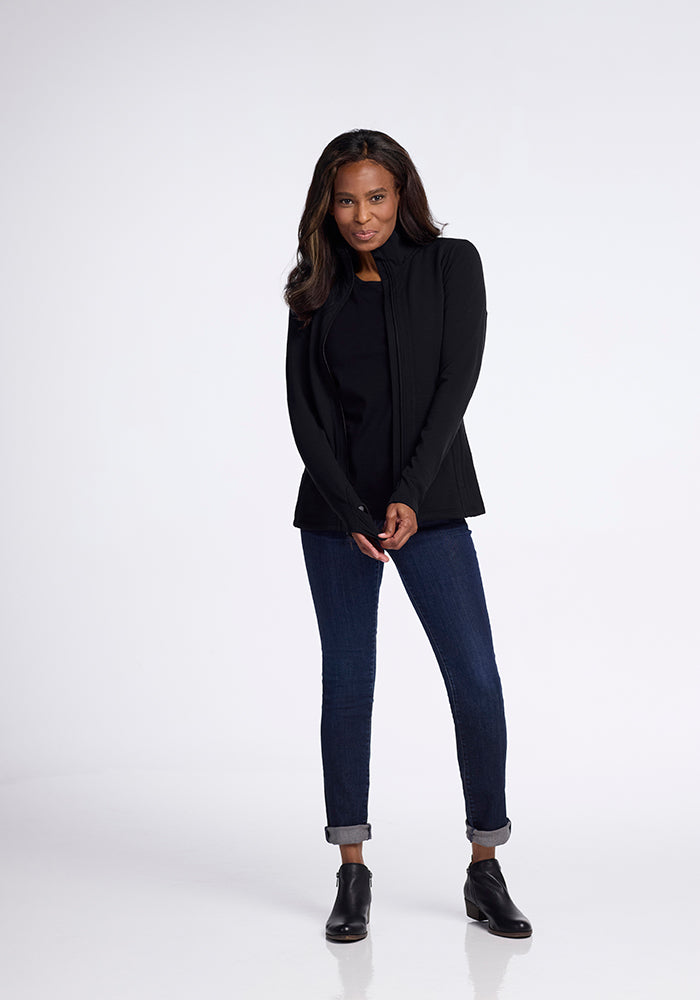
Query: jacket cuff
388 486 420 516
340 502 383 539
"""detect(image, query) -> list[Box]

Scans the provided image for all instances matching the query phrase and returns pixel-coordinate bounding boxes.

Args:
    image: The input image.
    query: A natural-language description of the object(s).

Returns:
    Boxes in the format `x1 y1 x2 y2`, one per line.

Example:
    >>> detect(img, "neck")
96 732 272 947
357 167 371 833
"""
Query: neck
354 249 380 279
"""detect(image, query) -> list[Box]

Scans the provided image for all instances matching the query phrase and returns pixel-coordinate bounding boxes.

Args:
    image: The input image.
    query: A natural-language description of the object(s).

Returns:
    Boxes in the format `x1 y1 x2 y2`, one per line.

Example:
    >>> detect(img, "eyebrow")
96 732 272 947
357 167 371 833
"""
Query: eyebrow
334 187 389 197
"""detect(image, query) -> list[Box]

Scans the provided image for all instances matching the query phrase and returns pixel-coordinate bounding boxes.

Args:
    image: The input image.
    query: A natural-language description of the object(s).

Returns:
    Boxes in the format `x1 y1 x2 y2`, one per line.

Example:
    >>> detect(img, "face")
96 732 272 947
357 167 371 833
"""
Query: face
329 160 400 252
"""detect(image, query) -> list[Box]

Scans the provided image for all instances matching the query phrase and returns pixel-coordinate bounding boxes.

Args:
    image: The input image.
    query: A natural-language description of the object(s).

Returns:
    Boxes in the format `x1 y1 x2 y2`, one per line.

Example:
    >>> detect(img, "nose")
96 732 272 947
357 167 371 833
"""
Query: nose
354 201 372 226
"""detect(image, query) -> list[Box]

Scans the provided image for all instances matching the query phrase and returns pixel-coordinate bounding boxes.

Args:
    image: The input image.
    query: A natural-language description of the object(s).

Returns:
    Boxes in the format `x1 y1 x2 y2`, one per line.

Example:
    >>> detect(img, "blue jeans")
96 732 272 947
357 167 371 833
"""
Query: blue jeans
300 518 511 848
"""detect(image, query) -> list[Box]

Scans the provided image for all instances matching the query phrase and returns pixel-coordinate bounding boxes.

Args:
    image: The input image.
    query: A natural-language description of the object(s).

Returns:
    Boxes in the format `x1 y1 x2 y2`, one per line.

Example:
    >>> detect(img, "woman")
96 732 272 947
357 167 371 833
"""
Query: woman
284 129 531 941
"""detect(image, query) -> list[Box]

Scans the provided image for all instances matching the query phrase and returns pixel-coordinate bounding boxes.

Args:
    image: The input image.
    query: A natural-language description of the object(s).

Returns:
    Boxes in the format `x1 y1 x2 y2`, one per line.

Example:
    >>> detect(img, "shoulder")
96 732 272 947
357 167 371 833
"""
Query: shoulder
286 307 315 346
411 237 484 285
435 236 482 263
411 235 482 269
287 307 304 332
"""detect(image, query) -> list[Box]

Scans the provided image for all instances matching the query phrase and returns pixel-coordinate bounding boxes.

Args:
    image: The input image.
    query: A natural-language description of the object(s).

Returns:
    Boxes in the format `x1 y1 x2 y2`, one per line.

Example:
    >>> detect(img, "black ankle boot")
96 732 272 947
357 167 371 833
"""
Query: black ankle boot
464 858 532 938
325 863 372 942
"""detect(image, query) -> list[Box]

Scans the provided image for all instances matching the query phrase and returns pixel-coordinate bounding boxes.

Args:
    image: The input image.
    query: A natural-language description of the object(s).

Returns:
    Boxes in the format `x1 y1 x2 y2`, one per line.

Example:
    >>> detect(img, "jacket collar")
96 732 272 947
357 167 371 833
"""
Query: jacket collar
370 224 420 265
335 222 421 272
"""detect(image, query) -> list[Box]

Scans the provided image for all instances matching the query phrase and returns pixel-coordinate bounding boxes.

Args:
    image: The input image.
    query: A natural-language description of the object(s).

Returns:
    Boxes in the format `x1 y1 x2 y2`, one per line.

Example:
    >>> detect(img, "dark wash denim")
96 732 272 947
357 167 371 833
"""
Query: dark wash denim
300 517 511 848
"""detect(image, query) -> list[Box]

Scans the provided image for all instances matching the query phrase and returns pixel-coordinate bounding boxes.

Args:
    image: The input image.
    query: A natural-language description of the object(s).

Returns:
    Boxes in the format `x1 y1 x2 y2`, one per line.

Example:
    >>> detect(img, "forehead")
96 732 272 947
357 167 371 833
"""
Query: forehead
334 159 396 192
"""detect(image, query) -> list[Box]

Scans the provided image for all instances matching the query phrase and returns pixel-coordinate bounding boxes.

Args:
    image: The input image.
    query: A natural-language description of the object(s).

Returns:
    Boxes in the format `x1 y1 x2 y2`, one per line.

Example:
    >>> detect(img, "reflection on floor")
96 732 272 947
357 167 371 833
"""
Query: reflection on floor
0 769 695 999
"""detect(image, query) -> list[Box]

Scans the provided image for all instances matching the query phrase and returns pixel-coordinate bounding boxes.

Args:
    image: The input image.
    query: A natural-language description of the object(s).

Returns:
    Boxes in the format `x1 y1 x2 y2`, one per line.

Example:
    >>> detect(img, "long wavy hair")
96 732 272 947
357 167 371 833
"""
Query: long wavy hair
284 129 442 324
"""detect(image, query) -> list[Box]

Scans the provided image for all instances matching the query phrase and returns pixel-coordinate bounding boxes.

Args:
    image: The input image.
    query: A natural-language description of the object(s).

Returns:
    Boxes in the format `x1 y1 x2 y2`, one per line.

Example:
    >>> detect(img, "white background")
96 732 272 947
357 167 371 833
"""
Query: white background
1 1 699 997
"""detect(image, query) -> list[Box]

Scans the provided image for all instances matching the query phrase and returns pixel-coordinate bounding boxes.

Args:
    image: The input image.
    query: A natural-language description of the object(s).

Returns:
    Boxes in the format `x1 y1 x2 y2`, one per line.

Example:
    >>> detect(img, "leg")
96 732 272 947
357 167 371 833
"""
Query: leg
301 528 379 941
300 528 384 847
340 844 365 864
387 520 510 847
389 520 532 936
471 843 496 862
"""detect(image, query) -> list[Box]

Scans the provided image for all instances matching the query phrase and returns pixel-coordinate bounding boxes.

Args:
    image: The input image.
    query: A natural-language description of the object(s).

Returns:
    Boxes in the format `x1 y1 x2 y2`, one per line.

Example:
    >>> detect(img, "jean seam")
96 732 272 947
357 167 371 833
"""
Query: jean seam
349 536 382 824
364 555 383 816
305 528 383 830
390 554 477 828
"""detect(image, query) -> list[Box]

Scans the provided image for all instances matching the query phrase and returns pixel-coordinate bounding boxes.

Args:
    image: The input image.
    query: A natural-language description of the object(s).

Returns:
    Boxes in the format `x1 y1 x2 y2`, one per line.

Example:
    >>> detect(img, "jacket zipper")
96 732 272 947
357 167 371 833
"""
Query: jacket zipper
387 271 404 478
376 259 404 483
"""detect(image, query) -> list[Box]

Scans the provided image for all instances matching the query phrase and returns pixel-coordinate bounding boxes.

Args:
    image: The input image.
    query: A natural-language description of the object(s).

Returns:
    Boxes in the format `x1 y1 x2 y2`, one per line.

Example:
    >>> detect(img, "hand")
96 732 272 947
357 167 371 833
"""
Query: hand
377 502 418 551
351 531 390 562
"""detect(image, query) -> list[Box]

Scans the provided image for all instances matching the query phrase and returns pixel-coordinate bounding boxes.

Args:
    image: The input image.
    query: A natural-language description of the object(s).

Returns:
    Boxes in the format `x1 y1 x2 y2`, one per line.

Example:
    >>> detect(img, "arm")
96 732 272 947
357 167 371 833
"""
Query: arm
388 240 487 515
285 309 384 544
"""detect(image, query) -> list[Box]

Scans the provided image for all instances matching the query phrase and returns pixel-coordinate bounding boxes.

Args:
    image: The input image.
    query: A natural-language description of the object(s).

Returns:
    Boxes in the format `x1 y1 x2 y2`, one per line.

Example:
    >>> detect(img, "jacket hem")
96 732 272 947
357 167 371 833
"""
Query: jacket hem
419 505 485 521
293 503 485 533
294 516 349 532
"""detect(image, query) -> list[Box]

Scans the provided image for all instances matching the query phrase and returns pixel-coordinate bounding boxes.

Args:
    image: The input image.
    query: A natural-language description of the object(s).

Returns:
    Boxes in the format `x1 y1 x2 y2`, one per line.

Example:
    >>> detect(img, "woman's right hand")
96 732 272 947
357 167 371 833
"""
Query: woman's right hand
351 532 390 562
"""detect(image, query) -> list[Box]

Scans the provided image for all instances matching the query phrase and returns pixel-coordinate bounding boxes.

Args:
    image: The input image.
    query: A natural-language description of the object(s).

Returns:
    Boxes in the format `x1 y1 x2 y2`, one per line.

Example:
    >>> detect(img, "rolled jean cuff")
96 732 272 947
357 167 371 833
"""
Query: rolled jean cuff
325 824 372 845
466 819 511 847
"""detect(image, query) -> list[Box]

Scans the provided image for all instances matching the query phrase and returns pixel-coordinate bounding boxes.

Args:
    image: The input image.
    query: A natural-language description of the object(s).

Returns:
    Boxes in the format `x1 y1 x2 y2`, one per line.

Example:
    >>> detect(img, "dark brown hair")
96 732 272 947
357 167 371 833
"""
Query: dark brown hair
284 129 442 324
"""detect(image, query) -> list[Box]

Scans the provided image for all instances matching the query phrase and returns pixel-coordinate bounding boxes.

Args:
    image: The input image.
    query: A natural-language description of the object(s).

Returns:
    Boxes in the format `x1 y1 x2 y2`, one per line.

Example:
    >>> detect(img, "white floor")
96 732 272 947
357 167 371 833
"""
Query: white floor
0 768 696 999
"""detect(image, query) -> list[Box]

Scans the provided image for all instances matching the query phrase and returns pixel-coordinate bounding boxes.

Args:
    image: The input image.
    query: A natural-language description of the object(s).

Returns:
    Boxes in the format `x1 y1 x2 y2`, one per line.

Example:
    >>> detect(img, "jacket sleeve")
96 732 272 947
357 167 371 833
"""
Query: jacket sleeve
388 240 487 515
285 309 383 540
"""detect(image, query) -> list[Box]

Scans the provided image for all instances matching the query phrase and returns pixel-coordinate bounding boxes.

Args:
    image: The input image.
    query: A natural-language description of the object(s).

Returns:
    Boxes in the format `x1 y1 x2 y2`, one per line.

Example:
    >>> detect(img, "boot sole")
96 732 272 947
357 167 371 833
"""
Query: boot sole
325 930 368 942
465 897 532 938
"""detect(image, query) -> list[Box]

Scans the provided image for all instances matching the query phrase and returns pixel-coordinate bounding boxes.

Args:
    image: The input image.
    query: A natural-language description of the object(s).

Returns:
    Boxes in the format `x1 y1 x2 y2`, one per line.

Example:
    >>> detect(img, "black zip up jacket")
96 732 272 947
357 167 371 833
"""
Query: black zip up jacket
285 223 488 549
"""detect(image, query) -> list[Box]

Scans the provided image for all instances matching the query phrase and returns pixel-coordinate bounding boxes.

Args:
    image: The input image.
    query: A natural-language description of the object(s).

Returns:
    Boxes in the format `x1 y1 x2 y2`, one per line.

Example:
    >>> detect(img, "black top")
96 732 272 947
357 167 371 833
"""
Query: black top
286 227 487 543
325 274 394 519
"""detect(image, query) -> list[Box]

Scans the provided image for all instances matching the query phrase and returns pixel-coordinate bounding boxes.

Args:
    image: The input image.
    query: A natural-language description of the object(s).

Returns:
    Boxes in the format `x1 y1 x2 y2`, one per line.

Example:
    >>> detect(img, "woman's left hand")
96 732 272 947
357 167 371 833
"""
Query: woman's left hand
378 503 418 550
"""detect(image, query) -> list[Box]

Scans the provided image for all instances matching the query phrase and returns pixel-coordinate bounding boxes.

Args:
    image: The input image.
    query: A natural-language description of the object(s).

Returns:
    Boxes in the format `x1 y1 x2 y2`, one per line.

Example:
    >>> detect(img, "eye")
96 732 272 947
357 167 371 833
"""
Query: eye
337 198 353 206
370 194 385 202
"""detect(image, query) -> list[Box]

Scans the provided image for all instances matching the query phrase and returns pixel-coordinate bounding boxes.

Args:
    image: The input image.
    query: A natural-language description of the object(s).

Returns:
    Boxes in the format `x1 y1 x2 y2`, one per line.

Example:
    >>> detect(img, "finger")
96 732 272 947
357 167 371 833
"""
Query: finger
368 535 390 561
381 527 408 549
364 542 389 561
355 534 389 562
381 517 416 550
382 510 398 538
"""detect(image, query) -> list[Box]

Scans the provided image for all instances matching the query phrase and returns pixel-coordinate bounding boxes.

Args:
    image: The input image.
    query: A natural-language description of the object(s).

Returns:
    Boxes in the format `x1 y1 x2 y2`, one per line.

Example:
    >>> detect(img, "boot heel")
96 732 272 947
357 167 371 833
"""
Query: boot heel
465 898 486 921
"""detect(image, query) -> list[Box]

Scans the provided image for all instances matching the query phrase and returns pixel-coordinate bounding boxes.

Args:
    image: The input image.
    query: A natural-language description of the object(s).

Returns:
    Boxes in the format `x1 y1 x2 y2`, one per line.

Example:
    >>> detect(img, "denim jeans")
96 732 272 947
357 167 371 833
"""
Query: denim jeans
300 517 511 848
